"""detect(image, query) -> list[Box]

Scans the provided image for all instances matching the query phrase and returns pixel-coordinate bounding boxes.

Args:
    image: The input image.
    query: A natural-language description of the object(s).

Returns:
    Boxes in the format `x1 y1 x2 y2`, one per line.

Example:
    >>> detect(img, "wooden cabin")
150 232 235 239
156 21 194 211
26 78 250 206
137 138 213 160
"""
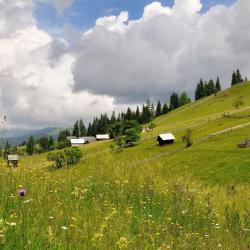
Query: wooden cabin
7 155 19 167
157 133 175 146
96 134 110 141
70 139 85 146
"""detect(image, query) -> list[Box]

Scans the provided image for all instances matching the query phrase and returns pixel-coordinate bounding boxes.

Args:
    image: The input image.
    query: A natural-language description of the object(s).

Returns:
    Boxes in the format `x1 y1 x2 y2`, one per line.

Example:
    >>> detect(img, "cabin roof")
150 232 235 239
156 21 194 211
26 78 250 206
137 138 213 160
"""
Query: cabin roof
70 139 85 144
157 133 175 141
96 134 110 140
7 155 19 161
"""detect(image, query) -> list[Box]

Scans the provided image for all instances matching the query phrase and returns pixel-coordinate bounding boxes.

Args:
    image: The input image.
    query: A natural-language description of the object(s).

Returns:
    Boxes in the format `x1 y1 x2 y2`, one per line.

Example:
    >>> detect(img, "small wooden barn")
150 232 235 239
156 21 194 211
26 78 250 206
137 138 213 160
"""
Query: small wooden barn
80 137 96 144
7 155 19 167
70 138 85 146
157 133 175 146
96 134 110 141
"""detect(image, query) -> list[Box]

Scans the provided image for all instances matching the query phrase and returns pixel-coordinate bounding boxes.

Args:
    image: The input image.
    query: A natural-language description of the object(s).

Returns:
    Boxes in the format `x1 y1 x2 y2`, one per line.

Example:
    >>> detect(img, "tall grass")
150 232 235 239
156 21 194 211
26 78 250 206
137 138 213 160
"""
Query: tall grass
0 154 249 249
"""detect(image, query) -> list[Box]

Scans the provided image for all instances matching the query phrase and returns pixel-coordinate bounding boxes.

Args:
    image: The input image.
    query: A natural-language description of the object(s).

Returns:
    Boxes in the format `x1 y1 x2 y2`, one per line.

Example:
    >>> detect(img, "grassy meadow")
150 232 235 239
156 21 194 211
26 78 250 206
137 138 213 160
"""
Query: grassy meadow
1 82 250 249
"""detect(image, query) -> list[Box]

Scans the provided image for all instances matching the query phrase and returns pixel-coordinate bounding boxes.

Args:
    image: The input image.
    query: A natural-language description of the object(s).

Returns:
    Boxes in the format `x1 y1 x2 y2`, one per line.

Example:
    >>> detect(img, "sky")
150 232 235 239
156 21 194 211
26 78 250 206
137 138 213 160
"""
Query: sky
0 0 249 129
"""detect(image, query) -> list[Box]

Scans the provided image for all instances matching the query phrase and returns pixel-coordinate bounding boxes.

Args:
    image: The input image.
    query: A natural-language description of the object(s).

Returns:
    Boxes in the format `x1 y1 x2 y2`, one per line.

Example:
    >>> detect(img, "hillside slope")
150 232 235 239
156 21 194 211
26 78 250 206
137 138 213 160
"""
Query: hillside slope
0 82 250 249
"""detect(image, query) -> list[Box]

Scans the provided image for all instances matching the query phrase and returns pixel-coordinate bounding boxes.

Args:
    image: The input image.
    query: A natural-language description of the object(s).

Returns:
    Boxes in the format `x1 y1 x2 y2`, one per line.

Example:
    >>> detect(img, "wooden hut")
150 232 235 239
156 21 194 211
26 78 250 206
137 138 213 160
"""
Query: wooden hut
7 155 19 167
96 134 110 141
157 133 175 146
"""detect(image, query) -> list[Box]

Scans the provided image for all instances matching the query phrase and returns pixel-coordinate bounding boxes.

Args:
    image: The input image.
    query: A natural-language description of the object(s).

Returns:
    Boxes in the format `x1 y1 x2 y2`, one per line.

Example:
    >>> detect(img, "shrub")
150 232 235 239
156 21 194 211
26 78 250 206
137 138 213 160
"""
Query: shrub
56 140 71 150
64 147 82 165
47 147 82 169
47 151 66 169
182 128 193 148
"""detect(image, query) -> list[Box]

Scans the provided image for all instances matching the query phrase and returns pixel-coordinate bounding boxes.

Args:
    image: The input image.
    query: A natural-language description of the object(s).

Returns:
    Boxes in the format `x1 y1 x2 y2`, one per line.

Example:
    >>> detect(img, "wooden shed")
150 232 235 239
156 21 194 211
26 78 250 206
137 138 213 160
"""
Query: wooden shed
70 139 85 146
157 133 175 146
7 155 19 167
96 134 110 141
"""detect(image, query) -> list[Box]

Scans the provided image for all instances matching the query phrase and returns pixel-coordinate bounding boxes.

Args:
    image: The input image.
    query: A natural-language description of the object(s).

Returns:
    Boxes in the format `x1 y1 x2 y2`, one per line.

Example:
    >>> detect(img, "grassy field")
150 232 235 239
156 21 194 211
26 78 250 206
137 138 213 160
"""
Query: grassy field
0 82 250 249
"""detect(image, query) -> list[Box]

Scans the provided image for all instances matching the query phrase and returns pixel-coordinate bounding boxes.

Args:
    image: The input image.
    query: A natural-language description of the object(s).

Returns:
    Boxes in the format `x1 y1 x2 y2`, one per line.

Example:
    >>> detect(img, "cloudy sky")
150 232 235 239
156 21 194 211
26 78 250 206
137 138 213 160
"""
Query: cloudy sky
0 0 249 129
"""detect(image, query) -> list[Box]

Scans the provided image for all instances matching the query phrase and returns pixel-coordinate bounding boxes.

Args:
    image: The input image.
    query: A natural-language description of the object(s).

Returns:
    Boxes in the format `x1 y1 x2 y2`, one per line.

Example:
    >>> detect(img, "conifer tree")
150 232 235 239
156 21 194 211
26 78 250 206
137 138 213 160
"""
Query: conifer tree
179 92 191 106
169 92 180 110
110 111 116 124
155 100 162 117
161 103 169 114
79 119 86 137
26 136 35 156
231 71 237 86
215 77 221 92
72 120 79 138
236 69 243 83
135 106 141 122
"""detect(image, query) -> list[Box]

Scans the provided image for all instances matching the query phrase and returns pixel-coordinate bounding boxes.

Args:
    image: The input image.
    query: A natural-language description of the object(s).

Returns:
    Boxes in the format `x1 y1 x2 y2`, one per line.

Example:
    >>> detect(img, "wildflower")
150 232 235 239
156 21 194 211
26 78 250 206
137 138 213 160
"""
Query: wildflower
116 237 129 249
18 189 26 197
61 226 68 230
9 222 16 227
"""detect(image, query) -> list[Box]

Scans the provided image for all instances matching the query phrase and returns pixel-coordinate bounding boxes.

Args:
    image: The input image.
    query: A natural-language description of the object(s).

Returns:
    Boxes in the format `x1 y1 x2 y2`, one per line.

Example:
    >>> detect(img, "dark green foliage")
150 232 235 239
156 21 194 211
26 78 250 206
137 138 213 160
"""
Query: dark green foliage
195 79 205 100
169 92 180 111
26 136 35 156
72 120 79 138
215 77 221 92
179 92 191 106
58 129 70 142
47 151 66 168
161 103 169 114
155 100 162 117
56 140 71 150
124 128 140 146
47 147 82 169
232 69 244 87
205 80 216 96
64 147 82 165
79 119 86 137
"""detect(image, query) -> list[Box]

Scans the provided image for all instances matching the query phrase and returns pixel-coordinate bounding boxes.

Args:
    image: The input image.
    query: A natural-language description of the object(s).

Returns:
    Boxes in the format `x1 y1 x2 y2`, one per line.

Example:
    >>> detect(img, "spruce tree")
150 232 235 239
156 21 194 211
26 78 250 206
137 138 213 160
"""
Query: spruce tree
26 136 35 156
179 92 191 106
236 69 243 83
231 71 237 86
72 120 79 138
135 106 141 123
155 100 162 117
79 119 86 137
169 92 180 110
110 111 116 124
125 108 133 120
162 103 169 114
215 77 221 92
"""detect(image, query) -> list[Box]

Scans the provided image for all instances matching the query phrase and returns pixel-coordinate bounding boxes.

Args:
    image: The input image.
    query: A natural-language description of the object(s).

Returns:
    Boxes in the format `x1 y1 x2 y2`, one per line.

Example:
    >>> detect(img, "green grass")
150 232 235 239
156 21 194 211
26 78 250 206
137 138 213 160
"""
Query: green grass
1 82 250 249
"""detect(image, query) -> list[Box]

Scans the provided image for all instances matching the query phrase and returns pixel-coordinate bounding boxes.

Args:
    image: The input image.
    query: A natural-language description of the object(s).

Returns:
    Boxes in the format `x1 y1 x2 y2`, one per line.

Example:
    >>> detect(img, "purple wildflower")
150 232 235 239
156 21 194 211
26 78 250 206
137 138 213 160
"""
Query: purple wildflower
18 189 26 197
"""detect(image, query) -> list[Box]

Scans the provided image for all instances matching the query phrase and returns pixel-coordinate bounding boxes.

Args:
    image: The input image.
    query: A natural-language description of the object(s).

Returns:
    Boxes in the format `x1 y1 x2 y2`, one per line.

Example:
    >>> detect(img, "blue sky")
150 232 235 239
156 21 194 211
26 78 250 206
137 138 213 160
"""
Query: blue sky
35 0 236 35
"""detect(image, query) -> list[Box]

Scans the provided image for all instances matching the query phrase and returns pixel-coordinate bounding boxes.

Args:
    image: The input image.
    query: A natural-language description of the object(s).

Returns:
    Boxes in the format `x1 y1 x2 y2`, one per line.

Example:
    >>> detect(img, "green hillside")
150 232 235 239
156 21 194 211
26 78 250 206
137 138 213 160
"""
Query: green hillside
1 82 250 249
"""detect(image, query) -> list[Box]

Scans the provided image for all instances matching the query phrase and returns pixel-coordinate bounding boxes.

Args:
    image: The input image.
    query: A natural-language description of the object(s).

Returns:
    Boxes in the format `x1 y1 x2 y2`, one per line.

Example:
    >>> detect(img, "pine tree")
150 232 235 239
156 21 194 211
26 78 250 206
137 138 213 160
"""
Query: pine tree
110 111 116 124
155 100 162 117
135 106 141 122
87 122 92 136
169 92 180 111
72 120 79 138
48 136 54 150
125 108 133 120
179 92 191 106
195 79 205 100
26 136 35 156
215 77 221 92
236 69 243 83
231 71 237 86
79 119 86 137
162 103 169 114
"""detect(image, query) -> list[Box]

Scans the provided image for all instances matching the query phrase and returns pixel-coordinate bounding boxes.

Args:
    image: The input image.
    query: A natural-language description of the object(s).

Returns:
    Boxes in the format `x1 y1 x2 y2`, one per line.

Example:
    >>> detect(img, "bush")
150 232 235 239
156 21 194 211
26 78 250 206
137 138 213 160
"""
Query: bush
182 128 193 148
64 147 82 165
47 147 82 168
47 151 66 169
56 140 71 150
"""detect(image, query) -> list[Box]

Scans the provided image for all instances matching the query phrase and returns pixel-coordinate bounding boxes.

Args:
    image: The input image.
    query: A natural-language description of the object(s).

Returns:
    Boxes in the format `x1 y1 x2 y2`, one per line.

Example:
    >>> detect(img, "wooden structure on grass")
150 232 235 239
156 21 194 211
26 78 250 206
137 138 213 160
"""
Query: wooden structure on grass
237 140 250 148
157 133 175 146
7 155 19 167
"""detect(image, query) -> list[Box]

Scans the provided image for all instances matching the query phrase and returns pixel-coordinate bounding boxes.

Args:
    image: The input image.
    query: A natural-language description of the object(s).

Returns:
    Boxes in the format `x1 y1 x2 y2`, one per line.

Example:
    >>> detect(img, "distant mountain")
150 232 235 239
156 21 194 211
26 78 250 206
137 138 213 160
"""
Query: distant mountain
2 127 66 146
